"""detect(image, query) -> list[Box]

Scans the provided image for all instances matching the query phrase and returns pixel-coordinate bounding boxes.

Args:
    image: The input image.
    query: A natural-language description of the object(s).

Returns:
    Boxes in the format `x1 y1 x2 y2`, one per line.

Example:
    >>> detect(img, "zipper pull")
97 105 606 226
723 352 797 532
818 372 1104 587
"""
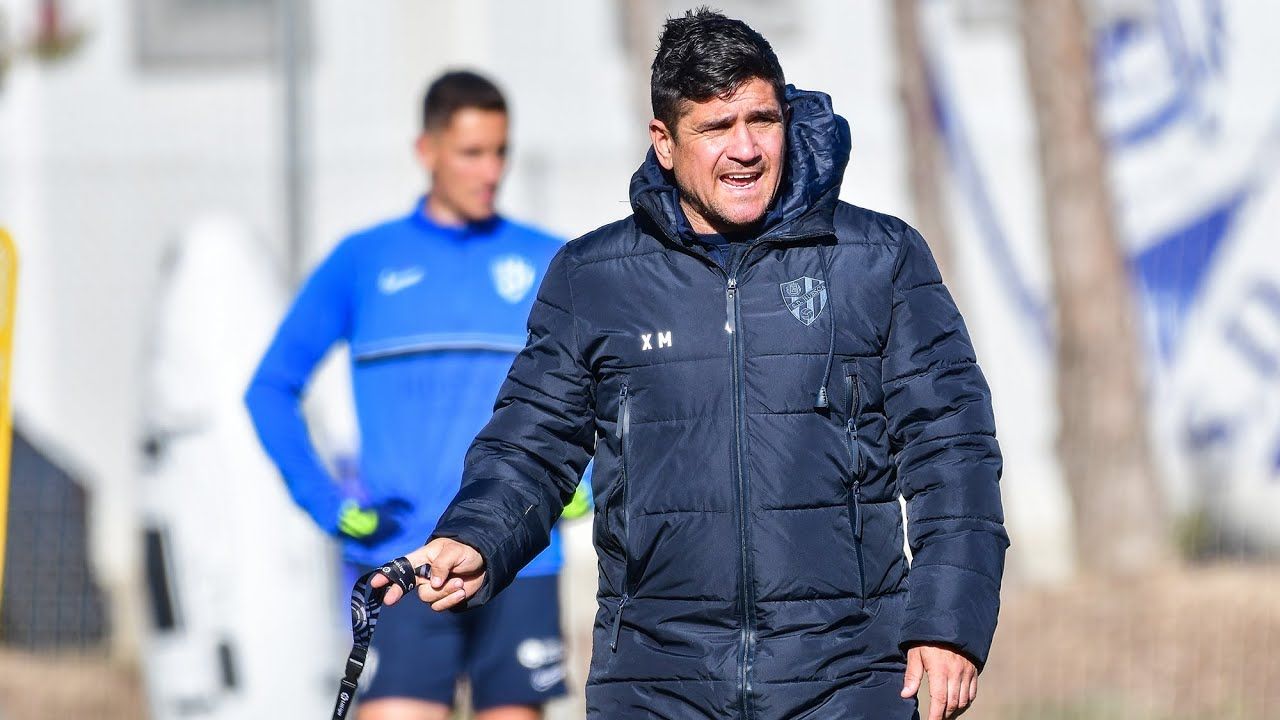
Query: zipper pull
615 385 630 439
725 279 737 334
848 416 864 477
610 594 629 652
852 484 863 540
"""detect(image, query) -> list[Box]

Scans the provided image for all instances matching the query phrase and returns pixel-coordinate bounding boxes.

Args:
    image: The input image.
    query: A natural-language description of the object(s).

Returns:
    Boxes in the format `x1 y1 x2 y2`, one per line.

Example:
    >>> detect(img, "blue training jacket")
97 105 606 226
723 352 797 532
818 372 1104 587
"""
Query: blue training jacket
246 198 570 572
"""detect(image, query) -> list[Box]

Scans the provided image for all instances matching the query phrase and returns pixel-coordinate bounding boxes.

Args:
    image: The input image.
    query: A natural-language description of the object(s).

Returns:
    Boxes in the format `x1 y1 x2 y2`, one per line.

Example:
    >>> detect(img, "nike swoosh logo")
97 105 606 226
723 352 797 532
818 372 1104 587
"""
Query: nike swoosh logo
378 267 424 294
530 665 565 692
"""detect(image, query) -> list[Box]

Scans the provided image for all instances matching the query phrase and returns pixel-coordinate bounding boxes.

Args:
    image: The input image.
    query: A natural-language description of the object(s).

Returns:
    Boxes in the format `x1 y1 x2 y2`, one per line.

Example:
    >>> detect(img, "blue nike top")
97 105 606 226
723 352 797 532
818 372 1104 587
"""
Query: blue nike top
246 197 571 572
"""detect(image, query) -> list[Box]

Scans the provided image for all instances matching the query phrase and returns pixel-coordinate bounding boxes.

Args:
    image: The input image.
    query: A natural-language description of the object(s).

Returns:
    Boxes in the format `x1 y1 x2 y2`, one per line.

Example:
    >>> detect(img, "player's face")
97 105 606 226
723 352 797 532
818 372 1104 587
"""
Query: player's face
650 77 786 234
417 108 508 224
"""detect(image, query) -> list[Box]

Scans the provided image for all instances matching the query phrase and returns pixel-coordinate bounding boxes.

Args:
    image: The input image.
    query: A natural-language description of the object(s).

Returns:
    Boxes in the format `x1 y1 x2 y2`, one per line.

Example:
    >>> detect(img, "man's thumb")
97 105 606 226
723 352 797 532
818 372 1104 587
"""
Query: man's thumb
425 541 457 588
901 648 923 698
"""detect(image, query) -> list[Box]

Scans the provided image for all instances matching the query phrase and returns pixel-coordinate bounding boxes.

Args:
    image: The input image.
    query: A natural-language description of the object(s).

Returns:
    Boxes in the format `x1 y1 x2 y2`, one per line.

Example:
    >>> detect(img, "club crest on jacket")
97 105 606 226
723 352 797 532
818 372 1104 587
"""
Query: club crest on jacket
780 276 828 326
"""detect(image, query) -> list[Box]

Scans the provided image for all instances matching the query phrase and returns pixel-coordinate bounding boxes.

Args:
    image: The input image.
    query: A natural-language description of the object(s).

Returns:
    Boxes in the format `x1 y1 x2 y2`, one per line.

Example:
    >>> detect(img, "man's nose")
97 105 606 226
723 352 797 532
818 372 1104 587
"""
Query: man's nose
482 154 505 183
725 122 762 165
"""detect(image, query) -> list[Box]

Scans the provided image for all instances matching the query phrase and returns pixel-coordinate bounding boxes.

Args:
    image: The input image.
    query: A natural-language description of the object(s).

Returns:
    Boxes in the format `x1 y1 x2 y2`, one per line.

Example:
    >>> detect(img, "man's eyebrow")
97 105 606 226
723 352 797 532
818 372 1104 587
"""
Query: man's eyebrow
747 108 784 122
691 108 783 132
692 114 736 132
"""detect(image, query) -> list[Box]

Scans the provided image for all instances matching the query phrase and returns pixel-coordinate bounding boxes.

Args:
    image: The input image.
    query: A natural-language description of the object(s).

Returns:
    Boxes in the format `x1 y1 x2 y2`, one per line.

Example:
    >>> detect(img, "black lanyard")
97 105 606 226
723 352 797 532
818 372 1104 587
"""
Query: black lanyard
331 557 427 719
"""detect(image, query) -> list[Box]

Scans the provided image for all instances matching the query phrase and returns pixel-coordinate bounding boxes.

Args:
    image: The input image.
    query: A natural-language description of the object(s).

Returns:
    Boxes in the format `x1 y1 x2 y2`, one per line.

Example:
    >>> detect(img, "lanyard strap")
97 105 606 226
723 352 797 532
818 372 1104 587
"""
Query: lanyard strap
331 557 426 720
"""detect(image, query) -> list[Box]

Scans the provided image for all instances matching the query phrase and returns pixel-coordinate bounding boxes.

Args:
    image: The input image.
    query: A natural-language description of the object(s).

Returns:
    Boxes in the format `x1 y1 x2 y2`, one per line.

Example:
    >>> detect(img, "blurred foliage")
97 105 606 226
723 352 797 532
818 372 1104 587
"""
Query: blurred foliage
1173 509 1216 560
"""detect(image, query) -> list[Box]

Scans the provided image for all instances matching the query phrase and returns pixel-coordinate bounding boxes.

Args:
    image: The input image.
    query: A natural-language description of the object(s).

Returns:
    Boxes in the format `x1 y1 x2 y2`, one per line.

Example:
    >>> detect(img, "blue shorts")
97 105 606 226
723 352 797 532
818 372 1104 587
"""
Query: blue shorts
357 572 567 710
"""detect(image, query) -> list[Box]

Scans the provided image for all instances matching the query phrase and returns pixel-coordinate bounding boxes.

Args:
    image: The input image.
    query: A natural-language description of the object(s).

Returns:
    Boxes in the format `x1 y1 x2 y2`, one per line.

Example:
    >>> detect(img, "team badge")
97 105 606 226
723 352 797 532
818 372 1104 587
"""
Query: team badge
780 276 828 326
491 255 536 303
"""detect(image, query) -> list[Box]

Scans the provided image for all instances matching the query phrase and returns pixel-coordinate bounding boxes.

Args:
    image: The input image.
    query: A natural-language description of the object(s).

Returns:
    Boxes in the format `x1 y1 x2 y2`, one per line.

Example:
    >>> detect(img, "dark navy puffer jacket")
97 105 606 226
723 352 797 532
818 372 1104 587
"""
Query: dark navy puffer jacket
431 86 1008 719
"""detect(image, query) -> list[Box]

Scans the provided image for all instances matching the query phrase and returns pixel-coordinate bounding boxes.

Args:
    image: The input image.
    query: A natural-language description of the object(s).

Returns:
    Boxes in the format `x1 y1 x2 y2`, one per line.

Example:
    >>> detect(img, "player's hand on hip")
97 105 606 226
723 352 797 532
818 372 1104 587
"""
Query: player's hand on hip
901 644 978 719
336 497 411 546
368 538 486 611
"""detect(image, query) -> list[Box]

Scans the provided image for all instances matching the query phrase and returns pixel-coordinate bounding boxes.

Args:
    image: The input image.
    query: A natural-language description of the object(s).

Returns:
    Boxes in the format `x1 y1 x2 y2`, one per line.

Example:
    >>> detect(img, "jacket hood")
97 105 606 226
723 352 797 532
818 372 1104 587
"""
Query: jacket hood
629 84 852 245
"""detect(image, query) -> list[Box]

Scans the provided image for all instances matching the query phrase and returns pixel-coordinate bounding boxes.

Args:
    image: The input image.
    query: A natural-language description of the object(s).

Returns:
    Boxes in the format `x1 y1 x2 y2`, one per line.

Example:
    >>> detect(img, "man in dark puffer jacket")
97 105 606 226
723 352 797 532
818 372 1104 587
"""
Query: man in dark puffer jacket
376 9 1008 720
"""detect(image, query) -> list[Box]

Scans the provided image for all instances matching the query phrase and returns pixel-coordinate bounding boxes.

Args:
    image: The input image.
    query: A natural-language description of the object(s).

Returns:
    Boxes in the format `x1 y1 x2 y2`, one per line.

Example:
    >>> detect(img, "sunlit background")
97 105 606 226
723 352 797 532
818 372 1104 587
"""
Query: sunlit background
1 1 1278 718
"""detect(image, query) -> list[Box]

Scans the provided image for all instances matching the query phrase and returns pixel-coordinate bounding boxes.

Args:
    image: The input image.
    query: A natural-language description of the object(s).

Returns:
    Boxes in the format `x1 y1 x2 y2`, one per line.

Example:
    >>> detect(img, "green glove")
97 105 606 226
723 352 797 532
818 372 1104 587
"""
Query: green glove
337 498 410 546
561 483 592 521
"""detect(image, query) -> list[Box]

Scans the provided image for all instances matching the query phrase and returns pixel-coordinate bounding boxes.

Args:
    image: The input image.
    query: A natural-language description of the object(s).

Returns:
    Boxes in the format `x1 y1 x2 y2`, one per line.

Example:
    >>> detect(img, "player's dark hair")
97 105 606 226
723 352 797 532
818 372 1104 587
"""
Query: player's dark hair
650 7 785 132
422 70 507 132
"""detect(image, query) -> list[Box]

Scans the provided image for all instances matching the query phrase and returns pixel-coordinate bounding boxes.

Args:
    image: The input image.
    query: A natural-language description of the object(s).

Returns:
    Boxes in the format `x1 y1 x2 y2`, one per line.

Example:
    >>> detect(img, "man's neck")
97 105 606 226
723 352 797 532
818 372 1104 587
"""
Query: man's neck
424 194 476 228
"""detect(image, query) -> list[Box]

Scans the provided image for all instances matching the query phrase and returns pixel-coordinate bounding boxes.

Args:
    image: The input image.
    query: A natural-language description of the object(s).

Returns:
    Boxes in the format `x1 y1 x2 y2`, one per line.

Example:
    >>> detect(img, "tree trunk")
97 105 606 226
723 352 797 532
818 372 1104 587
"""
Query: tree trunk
891 0 957 285
1017 0 1173 574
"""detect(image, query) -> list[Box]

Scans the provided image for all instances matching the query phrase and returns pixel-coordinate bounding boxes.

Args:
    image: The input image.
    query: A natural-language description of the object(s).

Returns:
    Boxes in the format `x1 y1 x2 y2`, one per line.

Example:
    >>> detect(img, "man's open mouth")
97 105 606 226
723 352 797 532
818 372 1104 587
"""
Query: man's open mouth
720 172 761 189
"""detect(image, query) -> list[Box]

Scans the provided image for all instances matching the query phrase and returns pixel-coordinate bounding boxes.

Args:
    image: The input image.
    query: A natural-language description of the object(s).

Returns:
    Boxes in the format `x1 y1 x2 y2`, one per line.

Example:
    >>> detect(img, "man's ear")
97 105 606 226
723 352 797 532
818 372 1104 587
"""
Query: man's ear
414 132 437 174
649 119 675 171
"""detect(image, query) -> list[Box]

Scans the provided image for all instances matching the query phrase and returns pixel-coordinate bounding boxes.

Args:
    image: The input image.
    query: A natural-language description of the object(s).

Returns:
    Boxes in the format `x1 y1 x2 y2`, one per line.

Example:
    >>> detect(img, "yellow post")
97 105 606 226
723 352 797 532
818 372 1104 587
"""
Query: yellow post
0 230 17 608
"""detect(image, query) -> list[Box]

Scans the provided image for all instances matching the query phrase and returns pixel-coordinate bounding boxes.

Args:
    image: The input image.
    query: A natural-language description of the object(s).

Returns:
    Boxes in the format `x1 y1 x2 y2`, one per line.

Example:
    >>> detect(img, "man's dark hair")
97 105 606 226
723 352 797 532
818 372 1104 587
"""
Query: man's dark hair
650 7 785 131
422 70 507 132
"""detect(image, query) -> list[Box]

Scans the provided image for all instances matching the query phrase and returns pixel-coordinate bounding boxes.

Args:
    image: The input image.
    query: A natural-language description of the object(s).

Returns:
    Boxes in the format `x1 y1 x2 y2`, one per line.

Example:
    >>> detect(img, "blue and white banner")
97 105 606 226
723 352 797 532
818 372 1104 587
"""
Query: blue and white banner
924 0 1280 560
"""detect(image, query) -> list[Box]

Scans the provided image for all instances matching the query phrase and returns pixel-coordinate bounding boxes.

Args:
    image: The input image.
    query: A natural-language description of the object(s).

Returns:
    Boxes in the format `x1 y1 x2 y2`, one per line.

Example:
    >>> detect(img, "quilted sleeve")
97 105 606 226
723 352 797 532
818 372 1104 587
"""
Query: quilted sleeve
883 228 1009 668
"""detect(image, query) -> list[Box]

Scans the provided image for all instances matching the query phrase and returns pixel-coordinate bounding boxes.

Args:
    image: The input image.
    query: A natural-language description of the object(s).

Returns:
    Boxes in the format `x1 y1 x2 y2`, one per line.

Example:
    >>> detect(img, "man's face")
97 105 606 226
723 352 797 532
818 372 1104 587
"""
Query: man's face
416 108 508 224
651 77 786 234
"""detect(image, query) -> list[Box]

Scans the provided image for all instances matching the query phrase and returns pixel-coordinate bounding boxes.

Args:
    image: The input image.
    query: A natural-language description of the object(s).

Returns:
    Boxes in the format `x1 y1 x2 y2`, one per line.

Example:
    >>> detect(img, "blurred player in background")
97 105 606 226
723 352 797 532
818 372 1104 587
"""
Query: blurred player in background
245 70 586 720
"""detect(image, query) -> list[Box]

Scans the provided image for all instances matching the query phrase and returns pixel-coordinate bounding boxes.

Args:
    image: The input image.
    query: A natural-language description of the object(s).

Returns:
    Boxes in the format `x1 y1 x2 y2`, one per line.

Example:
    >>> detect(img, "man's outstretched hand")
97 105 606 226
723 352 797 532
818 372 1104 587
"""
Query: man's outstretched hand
901 644 978 719
369 537 486 612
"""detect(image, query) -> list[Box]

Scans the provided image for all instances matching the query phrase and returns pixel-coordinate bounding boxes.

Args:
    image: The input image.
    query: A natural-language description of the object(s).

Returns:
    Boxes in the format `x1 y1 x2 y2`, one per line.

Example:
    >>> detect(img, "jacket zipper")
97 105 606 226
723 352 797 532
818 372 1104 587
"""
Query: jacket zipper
633 204 828 717
610 383 632 652
845 371 865 602
725 240 825 719
725 271 754 719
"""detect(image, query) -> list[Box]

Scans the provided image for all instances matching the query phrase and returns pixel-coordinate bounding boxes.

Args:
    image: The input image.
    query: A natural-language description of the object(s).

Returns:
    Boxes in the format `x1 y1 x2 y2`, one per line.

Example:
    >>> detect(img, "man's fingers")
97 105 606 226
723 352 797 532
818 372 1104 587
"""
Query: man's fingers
425 543 454 589
968 675 978 705
368 565 407 605
424 539 480 588
404 545 433 576
362 541 484 610
901 647 923 698
430 587 469 612
416 577 465 604
452 546 483 574
928 678 947 720
947 673 963 716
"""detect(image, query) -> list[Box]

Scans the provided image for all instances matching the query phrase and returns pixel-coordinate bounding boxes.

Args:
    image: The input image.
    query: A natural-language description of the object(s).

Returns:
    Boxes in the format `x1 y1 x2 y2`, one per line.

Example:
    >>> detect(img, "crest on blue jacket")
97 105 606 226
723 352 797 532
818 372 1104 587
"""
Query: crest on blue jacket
491 254 536 304
780 277 827 326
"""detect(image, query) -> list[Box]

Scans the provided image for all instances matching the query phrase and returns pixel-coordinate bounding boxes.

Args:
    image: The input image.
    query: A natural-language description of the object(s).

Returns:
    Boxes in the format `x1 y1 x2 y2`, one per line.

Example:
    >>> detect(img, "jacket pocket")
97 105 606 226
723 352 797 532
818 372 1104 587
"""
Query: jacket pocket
844 366 866 601
610 383 633 651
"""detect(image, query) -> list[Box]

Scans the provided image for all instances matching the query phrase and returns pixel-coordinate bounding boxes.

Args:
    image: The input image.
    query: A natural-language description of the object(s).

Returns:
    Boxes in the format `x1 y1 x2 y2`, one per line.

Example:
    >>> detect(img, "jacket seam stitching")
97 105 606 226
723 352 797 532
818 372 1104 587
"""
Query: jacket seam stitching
899 429 998 448
562 256 584 362
908 561 1001 587
886 357 976 386
572 248 671 268
899 279 943 293
910 514 1004 525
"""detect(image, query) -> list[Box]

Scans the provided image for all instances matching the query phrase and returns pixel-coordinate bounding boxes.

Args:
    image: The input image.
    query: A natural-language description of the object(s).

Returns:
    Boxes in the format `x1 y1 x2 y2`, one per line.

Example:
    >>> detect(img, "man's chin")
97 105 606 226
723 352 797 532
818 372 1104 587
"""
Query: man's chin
462 208 497 223
713 206 769 231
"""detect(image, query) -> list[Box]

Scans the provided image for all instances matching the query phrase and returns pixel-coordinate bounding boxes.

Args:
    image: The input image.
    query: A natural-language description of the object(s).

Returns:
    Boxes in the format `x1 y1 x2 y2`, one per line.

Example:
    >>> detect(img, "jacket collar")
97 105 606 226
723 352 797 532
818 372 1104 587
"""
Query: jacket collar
628 85 851 247
408 195 504 238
